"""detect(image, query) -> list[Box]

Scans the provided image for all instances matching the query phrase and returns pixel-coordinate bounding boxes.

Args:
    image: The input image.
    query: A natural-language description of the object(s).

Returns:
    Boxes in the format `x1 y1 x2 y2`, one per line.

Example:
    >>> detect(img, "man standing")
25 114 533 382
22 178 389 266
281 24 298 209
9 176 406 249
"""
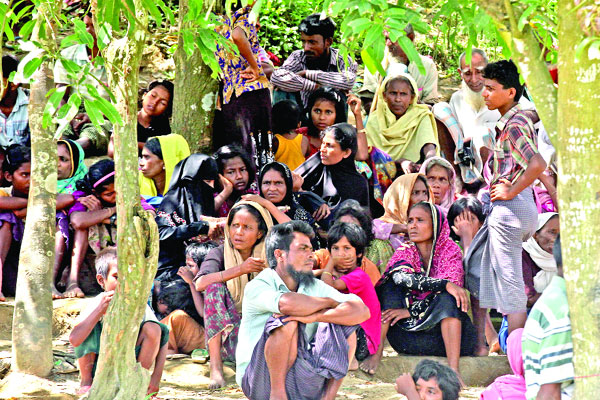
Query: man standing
0 55 29 149
236 221 369 400
271 14 358 108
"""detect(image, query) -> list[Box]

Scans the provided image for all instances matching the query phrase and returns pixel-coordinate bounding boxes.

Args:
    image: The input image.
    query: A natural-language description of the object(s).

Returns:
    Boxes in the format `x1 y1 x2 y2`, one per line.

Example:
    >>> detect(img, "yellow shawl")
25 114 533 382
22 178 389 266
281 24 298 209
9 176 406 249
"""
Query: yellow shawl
224 200 274 310
379 173 435 226
139 134 191 196
366 73 438 161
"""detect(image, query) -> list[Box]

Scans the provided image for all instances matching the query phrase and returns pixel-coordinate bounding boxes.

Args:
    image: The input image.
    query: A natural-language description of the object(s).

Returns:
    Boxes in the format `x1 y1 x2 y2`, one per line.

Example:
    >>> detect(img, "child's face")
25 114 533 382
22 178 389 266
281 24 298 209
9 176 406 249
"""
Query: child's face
98 183 116 205
415 377 443 400
6 162 31 196
57 143 73 180
98 261 119 292
330 236 359 274
185 256 199 276
482 78 515 111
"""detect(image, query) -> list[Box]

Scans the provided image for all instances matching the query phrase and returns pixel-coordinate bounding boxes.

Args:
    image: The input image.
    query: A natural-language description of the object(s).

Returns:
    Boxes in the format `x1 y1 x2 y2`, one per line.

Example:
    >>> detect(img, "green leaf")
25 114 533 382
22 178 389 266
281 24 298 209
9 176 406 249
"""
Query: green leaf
84 99 107 128
142 0 163 27
398 35 424 75
22 57 43 79
588 40 600 60
43 87 66 129
4 25 14 42
517 5 537 32
59 58 82 75
19 19 35 39
575 37 597 63
363 24 383 48
94 97 123 126
60 34 80 49
361 48 385 77
347 17 371 34
73 19 94 48
96 23 112 51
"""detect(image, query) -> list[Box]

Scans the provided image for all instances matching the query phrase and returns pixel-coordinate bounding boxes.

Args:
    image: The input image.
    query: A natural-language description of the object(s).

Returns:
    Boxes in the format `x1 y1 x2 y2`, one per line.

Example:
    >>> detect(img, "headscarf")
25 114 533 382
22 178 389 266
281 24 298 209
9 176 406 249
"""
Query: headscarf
158 153 218 222
223 200 274 309
379 203 464 300
522 212 559 293
419 156 456 213
139 134 191 197
480 328 526 400
379 173 434 226
57 139 87 194
366 73 438 161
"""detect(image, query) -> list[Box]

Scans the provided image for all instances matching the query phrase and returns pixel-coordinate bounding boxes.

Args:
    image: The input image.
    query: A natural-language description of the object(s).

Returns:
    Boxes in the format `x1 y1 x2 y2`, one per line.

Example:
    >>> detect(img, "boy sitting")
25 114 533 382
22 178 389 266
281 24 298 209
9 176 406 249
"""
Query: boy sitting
395 359 461 400
69 247 169 396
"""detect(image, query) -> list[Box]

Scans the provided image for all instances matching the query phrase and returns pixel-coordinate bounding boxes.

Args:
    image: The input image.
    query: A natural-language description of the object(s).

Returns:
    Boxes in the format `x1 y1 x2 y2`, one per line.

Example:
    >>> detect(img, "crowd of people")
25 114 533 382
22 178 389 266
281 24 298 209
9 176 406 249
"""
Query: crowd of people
0 4 573 400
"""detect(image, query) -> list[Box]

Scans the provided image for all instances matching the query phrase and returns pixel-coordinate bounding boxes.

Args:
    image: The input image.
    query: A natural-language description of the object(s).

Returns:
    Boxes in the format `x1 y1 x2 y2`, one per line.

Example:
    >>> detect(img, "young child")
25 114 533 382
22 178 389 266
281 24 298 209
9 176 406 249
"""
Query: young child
271 100 309 170
320 222 381 370
69 247 169 396
395 359 461 400
0 145 74 301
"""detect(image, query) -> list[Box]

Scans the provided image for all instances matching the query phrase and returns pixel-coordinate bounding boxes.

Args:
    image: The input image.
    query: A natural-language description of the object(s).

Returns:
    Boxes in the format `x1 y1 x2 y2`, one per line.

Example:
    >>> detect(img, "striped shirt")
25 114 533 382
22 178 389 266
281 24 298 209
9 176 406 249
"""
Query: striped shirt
0 87 30 147
271 48 357 107
522 276 575 400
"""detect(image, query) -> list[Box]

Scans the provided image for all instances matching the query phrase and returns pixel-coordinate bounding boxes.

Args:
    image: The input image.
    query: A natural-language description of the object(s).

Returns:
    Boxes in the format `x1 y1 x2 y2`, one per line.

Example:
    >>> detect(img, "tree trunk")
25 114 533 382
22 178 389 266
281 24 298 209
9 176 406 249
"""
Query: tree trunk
556 0 600 396
11 0 60 378
171 0 219 153
87 3 160 399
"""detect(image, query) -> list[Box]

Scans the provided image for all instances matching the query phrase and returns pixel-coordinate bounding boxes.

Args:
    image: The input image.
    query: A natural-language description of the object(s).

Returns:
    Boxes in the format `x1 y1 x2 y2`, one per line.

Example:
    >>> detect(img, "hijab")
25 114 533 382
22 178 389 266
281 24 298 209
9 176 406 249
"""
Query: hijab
379 203 464 299
224 201 274 309
57 139 87 194
480 328 526 400
419 156 456 213
379 173 434 226
139 134 191 197
366 73 438 161
522 212 559 293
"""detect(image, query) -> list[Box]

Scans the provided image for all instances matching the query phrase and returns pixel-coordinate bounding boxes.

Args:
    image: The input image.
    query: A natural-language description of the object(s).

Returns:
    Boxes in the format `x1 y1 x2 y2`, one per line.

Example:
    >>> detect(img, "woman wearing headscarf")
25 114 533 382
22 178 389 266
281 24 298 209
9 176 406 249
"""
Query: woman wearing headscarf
480 328 526 400
360 202 475 382
366 73 438 174
366 173 434 273
419 156 457 214
155 154 222 281
139 134 191 206
193 201 273 389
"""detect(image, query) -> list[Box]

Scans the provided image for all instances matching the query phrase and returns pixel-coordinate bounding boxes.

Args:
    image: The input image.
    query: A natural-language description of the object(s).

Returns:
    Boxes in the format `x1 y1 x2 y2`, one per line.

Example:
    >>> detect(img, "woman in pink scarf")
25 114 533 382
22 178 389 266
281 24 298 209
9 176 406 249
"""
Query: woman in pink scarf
420 157 457 213
481 328 526 400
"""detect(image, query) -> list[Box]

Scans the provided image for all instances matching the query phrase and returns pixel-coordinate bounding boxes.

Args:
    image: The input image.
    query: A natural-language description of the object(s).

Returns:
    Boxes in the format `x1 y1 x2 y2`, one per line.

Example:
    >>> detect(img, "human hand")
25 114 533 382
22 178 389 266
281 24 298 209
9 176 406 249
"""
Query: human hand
331 255 355 273
490 178 515 202
177 266 195 285
240 257 266 274
70 113 92 134
13 208 27 219
283 312 320 324
241 65 260 82
241 194 268 207
79 195 103 211
382 308 410 326
296 70 306 77
451 210 480 240
394 373 418 396
446 282 469 313
98 290 115 316
206 219 225 240
291 172 304 191
399 159 418 174
347 94 362 116
219 174 234 195
312 203 330 221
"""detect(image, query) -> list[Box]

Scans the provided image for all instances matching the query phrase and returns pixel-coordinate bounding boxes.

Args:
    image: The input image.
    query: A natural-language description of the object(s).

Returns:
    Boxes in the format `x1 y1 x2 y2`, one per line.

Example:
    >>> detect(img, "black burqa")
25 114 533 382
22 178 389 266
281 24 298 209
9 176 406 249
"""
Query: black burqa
155 154 218 280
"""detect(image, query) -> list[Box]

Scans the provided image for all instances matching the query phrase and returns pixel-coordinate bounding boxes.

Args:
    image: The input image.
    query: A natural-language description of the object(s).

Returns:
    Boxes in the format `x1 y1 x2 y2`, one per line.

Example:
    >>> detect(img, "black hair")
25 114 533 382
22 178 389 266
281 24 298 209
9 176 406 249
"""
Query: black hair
482 59 524 102
327 222 367 265
2 55 19 79
156 279 203 325
323 123 358 157
305 87 347 138
272 100 302 135
298 14 336 40
447 197 485 242
146 80 175 118
213 144 256 189
185 241 218 266
384 75 415 97
265 220 315 269
228 203 268 242
553 234 562 267
3 145 31 175
412 359 461 400
76 158 115 195
409 201 433 219
144 137 163 160
333 199 374 243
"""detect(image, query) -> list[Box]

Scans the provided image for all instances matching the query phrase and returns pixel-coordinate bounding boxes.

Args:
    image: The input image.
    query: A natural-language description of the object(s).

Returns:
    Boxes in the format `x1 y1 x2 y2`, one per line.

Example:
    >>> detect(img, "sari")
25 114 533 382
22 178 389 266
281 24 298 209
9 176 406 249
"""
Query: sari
57 139 87 194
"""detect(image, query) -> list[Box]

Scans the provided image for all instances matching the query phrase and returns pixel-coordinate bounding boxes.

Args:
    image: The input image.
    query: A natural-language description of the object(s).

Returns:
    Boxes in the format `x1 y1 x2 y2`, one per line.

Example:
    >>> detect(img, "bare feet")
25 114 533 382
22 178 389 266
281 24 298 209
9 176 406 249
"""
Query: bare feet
489 340 501 355
64 283 84 298
0 292 5 302
77 385 92 395
359 351 382 375
52 287 63 300
208 364 226 389
349 356 359 371
473 344 490 357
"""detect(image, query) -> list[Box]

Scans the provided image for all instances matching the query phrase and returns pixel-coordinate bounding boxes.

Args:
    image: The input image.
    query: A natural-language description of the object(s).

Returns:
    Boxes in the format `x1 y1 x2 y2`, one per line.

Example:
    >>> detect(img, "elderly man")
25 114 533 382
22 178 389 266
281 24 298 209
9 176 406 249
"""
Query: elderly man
359 24 440 105
236 220 369 400
270 14 358 108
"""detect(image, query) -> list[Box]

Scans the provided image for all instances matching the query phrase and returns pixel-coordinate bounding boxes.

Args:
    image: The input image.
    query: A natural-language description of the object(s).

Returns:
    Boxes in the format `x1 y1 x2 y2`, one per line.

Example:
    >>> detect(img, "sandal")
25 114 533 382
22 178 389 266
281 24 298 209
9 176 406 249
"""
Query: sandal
191 348 209 364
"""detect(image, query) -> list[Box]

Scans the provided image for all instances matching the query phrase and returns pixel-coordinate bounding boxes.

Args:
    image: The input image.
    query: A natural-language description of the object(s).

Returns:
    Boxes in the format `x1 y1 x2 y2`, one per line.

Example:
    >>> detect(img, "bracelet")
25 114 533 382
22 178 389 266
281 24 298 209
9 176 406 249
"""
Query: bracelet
220 271 225 283
322 271 333 277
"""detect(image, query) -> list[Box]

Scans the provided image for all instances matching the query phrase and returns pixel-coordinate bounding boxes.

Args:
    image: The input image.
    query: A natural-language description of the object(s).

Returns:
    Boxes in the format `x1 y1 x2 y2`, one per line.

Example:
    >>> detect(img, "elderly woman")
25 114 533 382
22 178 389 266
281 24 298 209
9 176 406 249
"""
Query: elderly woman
361 202 475 382
420 157 456 213
296 123 370 210
194 201 273 389
366 73 438 174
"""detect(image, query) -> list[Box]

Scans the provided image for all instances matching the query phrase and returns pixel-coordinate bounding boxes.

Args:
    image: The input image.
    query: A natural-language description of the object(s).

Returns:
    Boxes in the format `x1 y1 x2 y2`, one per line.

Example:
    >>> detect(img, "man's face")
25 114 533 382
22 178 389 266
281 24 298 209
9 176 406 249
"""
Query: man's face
459 52 486 92
384 30 409 62
482 78 514 111
285 232 314 275
415 377 443 400
83 15 97 42
301 33 329 60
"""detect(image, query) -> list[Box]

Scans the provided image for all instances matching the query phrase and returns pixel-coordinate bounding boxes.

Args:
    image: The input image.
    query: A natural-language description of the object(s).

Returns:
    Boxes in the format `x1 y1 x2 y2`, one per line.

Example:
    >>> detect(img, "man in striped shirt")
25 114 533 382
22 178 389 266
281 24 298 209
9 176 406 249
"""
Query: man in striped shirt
270 14 358 108
522 236 575 400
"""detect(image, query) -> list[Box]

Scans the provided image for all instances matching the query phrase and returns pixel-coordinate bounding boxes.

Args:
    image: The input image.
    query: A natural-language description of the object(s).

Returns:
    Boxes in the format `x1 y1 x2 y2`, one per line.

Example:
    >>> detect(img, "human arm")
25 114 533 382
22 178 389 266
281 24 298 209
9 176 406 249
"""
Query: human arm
348 94 369 161
70 202 116 230
194 255 266 292
491 153 547 202
56 194 75 211
241 194 291 223
303 54 357 92
177 267 205 317
156 212 214 243
261 61 274 79
231 26 260 82
422 143 437 160
320 257 348 291
270 51 319 93
395 158 420 174
107 134 114 158
535 383 561 400
69 291 114 347
283 296 369 326
213 174 234 211
394 373 421 400
538 171 558 211
0 196 27 211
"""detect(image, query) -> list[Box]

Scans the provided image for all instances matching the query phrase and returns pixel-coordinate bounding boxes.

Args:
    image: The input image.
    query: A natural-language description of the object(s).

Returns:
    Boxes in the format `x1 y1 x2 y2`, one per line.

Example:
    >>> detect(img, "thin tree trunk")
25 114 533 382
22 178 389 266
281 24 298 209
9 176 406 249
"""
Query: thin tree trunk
87 3 160 399
171 0 219 153
557 0 600 396
11 0 60 377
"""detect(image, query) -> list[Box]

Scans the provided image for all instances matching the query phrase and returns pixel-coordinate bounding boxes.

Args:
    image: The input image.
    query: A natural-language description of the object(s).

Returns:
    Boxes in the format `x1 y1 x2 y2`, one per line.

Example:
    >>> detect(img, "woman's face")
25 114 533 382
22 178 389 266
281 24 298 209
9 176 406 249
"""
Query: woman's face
139 146 165 179
223 156 250 192
229 208 263 252
261 169 287 204
383 79 414 118
142 85 171 118
320 130 350 166
534 216 560 253
311 99 337 133
57 143 73 180
407 206 433 244
426 165 451 205
98 183 117 205
410 179 430 208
